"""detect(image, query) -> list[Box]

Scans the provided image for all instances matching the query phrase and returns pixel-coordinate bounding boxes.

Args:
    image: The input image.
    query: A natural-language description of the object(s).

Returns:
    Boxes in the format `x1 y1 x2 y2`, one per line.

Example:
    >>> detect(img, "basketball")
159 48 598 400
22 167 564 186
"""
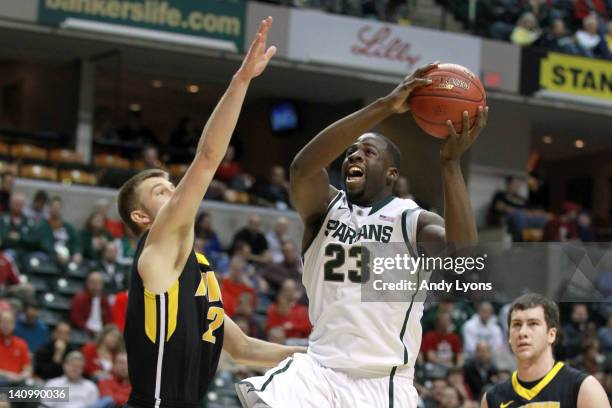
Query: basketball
410 63 486 139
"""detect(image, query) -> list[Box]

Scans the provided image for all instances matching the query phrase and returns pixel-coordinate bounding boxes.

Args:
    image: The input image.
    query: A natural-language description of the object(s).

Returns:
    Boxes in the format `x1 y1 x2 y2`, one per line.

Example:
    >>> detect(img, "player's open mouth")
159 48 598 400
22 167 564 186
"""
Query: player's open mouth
346 166 365 184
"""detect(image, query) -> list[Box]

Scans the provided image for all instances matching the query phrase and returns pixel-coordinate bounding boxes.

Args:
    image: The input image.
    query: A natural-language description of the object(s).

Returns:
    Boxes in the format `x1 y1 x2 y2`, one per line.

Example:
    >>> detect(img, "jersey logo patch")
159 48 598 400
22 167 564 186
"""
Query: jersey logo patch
500 401 513 408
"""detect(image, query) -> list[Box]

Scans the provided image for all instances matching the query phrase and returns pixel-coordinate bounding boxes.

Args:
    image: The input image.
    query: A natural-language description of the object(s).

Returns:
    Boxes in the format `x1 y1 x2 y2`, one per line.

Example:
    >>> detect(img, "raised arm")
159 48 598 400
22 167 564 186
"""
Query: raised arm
290 63 438 227
417 107 489 245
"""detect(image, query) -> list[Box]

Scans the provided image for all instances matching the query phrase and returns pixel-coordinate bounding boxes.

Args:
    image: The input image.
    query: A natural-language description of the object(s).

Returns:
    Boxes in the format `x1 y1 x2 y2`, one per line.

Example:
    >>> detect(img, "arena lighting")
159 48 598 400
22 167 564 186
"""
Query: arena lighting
129 103 141 112
151 80 163 88
574 139 585 149
542 136 553 144
187 84 200 94
60 18 237 52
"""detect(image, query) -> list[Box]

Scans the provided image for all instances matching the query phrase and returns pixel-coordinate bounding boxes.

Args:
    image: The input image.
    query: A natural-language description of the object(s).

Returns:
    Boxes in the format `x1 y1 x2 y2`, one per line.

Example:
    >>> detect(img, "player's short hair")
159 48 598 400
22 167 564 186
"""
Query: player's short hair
507 293 560 334
372 133 401 169
117 169 168 235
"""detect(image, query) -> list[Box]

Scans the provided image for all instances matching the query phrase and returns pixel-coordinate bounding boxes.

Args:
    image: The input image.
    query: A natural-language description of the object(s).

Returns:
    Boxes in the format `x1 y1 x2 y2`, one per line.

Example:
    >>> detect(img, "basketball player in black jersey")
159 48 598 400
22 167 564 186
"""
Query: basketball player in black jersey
117 17 303 408
482 293 609 408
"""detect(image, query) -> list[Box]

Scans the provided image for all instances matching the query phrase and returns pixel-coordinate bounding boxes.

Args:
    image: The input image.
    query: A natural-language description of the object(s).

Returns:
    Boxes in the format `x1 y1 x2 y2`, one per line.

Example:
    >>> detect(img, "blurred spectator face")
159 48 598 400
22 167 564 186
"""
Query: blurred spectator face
507 177 522 195
49 198 63 219
113 352 129 380
89 212 105 231
572 304 588 324
63 352 85 382
1 173 14 191
9 193 26 216
198 213 211 231
24 303 40 323
584 15 598 35
437 312 452 333
33 191 48 211
475 341 492 364
268 326 286 344
274 217 289 236
439 386 459 408
103 242 119 263
270 166 286 186
279 279 298 303
228 256 246 281
0 309 15 337
431 379 447 402
143 146 159 168
509 306 555 361
281 241 298 264
53 322 71 342
87 272 104 296
552 19 567 37
233 242 252 259
577 212 591 228
478 302 494 322
393 176 410 197
518 12 538 30
247 215 262 232
102 327 121 351
235 293 254 317
224 145 235 162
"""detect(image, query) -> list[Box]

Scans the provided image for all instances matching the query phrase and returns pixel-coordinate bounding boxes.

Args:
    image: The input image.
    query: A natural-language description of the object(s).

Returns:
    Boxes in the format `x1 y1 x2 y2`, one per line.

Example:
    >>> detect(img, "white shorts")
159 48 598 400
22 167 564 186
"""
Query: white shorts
235 353 418 408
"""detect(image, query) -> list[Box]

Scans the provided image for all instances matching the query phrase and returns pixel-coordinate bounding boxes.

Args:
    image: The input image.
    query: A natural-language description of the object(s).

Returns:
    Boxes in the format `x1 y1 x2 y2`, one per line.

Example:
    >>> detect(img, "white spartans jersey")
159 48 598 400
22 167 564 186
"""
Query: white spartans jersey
304 190 424 378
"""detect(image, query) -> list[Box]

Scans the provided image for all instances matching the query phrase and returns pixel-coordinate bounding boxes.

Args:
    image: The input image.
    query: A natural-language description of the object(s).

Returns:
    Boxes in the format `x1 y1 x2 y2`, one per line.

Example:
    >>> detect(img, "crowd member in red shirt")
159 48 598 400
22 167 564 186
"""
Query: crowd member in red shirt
266 279 311 339
221 256 257 317
81 324 124 381
0 309 32 385
543 201 579 242
421 311 464 369
214 145 243 184
0 252 20 290
70 272 113 335
98 351 131 407
112 290 128 332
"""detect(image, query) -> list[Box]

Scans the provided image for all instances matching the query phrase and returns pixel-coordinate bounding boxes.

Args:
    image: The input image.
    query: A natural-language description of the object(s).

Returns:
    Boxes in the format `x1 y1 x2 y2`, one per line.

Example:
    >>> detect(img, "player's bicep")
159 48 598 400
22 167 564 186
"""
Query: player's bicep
290 167 336 223
578 376 610 408
417 211 446 244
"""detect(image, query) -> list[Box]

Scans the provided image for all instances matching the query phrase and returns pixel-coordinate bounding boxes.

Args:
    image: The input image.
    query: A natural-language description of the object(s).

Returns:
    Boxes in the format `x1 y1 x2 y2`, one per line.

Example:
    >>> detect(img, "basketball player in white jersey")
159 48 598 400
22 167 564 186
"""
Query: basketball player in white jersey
236 62 489 407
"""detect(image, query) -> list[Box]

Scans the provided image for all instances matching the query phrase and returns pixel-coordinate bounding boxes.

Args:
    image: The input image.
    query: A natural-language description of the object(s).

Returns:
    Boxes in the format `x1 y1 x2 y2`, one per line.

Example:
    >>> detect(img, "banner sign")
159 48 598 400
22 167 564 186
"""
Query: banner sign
38 0 246 52
287 9 481 76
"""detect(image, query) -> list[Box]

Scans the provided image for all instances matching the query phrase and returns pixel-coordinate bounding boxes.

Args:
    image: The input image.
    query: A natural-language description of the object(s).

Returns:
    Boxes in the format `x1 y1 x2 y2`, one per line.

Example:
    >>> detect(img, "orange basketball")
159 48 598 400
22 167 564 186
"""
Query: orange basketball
410 63 486 139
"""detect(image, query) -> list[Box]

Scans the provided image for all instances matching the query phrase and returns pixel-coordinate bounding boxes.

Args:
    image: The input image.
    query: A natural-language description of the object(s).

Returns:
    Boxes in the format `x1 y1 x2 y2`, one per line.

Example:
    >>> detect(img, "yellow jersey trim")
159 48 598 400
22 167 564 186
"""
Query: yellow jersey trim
511 362 564 401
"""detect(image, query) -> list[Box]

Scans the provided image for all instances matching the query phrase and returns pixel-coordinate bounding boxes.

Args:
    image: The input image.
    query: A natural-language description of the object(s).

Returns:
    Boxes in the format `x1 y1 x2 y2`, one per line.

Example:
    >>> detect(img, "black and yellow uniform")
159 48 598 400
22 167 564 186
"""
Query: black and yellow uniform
486 362 588 408
125 231 224 408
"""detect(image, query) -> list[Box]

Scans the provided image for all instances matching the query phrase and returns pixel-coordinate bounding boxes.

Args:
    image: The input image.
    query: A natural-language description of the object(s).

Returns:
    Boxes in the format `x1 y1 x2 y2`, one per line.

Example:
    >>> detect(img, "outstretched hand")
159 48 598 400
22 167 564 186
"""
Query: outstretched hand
441 106 489 162
235 16 277 81
383 61 440 114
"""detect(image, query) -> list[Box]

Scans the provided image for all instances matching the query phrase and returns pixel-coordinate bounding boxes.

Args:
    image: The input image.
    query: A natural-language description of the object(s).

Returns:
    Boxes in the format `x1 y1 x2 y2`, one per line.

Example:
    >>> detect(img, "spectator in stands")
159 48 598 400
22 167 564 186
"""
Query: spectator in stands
97 242 128 291
142 145 165 170
577 14 612 58
81 323 124 381
543 201 579 241
439 386 462 408
422 301 473 334
70 272 113 335
266 279 311 340
93 198 124 239
24 189 48 223
44 351 110 408
266 216 289 263
446 366 473 404
0 172 14 213
116 110 157 147
574 0 609 21
32 196 82 265
598 313 612 352
536 18 582 54
221 256 257 317
231 215 270 264
488 176 548 241
0 309 32 385
81 211 113 261
34 321 77 380
112 290 128 332
116 226 137 266
510 12 542 46
98 351 131 407
393 175 415 200
462 302 504 358
571 337 606 375
233 292 263 340
422 377 448 408
215 145 243 185
577 211 595 241
0 252 20 292
263 241 303 294
14 299 48 353
0 192 35 250
253 165 291 209
422 311 464 369
563 303 590 358
463 341 498 400
194 212 226 270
